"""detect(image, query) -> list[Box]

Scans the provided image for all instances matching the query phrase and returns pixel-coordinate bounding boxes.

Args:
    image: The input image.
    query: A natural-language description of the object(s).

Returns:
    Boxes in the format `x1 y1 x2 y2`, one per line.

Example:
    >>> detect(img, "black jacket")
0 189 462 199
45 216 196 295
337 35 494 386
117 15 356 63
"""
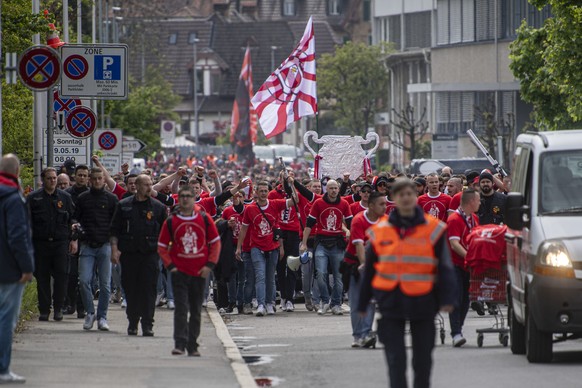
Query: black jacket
0 174 34 283
27 188 74 242
74 187 118 244
111 195 167 254
65 184 89 205
478 191 507 225
358 206 457 320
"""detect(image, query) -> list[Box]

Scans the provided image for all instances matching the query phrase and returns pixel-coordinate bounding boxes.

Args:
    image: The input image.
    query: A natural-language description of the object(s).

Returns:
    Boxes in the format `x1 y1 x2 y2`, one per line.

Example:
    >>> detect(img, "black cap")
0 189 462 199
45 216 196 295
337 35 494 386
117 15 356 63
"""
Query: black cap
466 171 480 182
414 177 426 186
479 172 494 183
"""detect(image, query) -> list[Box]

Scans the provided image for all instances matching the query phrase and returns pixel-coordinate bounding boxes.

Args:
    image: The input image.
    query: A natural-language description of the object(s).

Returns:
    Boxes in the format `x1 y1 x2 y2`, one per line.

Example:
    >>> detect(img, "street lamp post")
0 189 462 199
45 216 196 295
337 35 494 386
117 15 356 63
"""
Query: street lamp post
192 36 200 145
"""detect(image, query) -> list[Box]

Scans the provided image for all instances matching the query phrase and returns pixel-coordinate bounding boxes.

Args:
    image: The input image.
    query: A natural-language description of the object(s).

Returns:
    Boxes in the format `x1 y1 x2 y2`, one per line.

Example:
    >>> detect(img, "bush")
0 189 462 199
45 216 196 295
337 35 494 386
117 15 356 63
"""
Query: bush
16 280 38 333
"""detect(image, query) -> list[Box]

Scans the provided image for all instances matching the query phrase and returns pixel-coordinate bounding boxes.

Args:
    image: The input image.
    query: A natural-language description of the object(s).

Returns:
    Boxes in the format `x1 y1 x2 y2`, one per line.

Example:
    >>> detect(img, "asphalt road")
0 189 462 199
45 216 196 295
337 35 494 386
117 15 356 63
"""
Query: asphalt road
226 303 582 388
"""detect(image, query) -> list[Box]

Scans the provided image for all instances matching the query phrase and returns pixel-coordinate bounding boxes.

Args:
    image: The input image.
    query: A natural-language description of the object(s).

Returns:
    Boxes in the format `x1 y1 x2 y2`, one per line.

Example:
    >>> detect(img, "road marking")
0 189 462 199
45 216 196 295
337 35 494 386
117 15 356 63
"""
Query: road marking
207 302 258 388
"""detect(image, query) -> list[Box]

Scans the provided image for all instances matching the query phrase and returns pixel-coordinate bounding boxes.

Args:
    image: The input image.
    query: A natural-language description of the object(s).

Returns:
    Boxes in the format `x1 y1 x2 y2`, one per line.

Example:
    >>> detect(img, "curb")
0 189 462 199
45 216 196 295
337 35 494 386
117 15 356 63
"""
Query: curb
207 302 257 388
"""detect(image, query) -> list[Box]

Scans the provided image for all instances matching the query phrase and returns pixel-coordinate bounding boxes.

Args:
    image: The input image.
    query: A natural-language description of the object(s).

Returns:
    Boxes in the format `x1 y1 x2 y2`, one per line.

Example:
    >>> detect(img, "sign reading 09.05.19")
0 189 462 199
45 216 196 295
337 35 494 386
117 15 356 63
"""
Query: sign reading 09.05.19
60 44 128 100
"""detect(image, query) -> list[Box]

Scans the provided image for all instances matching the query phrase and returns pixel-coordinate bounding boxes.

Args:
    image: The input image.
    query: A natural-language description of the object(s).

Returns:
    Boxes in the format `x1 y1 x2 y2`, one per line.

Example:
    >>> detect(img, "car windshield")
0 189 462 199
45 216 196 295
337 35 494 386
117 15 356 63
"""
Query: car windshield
253 146 274 161
540 151 582 214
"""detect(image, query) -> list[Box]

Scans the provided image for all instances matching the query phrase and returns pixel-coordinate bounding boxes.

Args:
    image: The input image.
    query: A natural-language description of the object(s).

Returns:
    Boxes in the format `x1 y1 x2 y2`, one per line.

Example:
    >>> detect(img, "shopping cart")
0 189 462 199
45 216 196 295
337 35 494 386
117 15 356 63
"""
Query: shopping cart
466 224 509 348
469 267 509 347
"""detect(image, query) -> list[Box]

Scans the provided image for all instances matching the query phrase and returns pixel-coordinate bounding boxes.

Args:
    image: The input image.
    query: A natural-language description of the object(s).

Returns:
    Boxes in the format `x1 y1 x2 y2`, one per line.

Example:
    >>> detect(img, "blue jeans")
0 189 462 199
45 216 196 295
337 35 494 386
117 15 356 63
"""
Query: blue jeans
449 266 470 337
242 252 255 304
79 243 112 319
314 244 344 307
157 259 174 301
251 248 278 307
0 282 25 374
349 273 375 339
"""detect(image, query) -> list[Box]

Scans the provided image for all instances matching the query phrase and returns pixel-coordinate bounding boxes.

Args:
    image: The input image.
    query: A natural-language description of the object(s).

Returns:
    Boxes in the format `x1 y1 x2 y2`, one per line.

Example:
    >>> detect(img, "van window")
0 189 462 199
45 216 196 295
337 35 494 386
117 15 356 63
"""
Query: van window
539 150 582 213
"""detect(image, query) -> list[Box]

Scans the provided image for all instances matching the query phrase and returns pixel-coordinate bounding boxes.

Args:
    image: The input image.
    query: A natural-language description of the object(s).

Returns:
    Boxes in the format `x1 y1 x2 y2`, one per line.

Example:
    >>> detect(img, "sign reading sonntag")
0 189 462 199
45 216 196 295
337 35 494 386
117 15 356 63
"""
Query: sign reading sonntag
60 44 128 100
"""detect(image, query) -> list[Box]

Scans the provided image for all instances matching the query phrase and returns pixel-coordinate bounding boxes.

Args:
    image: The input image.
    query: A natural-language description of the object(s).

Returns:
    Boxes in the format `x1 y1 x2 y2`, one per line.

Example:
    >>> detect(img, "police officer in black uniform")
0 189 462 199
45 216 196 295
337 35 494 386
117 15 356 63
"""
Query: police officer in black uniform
111 174 167 336
27 167 76 321
64 164 90 318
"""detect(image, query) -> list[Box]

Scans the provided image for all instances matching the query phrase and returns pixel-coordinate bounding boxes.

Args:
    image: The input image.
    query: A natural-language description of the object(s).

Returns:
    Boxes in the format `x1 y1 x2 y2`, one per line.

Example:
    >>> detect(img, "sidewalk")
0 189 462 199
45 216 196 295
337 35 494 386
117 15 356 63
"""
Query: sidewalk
10 302 243 388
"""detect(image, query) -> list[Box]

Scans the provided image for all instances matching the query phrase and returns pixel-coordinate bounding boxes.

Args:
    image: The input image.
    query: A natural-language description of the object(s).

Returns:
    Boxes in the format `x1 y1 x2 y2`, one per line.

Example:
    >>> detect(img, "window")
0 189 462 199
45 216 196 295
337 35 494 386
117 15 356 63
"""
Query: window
210 71 221 95
282 0 296 16
389 15 401 50
437 0 476 45
503 0 551 39
363 0 371 21
328 0 341 16
405 11 431 49
168 33 177 45
188 32 198 44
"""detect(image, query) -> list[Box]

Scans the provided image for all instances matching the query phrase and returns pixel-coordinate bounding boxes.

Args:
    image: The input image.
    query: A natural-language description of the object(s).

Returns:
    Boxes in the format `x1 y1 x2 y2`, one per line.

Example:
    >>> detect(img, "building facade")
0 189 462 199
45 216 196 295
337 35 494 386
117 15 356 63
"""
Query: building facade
372 0 550 168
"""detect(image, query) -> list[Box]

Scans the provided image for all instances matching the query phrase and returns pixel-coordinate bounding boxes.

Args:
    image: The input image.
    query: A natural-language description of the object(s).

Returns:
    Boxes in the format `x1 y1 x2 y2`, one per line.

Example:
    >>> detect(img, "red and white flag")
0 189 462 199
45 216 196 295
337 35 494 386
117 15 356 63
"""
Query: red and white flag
251 16 317 139
230 45 257 147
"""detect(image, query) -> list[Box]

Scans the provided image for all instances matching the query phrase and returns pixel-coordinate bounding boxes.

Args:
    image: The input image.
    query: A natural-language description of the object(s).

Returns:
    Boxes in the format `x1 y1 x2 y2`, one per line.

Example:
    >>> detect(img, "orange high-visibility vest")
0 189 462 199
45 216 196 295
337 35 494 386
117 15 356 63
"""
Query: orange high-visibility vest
369 215 447 297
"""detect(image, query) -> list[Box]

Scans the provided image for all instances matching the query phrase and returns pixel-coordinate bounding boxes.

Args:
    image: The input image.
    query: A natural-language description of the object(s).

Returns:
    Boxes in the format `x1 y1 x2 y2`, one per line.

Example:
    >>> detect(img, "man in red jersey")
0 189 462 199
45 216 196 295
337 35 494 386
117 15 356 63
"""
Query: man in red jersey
446 189 480 348
300 180 353 316
344 191 386 348
417 173 451 221
235 180 297 317
350 182 373 216
158 185 221 357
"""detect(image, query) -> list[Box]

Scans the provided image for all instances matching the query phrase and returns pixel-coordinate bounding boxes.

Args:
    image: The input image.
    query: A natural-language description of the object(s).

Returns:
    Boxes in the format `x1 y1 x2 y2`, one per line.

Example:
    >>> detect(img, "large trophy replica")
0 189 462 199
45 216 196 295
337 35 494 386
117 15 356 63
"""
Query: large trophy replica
303 130 380 179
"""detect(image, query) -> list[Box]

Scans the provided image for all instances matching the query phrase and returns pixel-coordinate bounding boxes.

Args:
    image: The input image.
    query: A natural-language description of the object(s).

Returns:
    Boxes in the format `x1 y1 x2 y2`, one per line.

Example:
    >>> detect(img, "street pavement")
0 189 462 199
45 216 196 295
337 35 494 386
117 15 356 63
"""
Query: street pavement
226 302 582 388
10 303 240 388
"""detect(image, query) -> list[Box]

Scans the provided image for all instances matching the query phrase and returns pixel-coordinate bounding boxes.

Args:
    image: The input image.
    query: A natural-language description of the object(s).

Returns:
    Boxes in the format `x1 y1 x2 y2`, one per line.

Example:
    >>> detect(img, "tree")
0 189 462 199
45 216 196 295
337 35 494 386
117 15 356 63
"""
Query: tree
105 66 181 157
473 97 517 169
389 104 430 161
509 0 582 129
318 41 390 136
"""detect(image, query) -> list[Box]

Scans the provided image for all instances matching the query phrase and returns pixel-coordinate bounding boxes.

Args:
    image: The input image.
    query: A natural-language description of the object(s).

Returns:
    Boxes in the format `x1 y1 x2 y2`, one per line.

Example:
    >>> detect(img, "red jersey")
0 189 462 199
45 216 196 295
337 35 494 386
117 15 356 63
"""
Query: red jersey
196 196 218 217
158 209 220 277
221 205 251 251
343 194 357 205
112 183 126 200
241 199 287 252
344 211 379 264
308 197 352 237
350 201 367 217
386 199 397 215
268 188 300 232
446 209 479 268
298 192 321 236
449 192 462 212
417 192 451 221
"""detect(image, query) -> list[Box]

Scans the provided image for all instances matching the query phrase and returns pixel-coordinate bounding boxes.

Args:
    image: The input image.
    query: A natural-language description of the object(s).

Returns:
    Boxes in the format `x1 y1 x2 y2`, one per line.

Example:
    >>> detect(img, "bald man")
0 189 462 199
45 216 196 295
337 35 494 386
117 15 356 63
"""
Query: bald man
57 173 71 190
0 154 34 384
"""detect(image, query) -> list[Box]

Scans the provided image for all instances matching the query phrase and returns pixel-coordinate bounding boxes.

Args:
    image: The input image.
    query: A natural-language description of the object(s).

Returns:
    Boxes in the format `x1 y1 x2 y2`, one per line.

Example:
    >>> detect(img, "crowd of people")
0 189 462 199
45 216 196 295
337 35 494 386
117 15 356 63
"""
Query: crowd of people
0 148 510 387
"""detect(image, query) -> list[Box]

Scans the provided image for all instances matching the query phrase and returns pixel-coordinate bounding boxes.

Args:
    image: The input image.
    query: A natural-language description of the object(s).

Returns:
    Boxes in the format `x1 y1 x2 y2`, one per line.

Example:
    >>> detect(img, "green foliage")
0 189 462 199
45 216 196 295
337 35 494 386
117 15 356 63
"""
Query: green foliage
416 141 431 159
509 1 582 129
318 42 391 136
106 67 181 156
17 280 38 333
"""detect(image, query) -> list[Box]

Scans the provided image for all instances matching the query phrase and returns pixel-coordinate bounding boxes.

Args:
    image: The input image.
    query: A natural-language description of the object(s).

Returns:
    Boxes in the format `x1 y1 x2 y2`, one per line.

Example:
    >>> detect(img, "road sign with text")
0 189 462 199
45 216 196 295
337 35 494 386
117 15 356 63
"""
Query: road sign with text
60 44 128 99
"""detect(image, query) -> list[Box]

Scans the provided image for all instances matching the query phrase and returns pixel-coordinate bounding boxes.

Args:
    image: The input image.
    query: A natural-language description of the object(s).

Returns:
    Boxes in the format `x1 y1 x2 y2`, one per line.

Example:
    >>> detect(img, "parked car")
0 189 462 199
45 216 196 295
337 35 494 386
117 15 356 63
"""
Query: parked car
505 130 582 363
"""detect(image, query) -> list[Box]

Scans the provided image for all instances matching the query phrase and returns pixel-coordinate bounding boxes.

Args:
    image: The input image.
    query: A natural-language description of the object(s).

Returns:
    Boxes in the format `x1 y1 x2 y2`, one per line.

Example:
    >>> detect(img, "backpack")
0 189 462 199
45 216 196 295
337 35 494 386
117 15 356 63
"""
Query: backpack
166 209 210 248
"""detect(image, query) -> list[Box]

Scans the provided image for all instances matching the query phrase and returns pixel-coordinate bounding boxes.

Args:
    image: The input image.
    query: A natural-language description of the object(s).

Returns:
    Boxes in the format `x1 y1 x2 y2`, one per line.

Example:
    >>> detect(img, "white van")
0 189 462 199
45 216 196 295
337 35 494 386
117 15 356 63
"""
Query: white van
505 130 582 363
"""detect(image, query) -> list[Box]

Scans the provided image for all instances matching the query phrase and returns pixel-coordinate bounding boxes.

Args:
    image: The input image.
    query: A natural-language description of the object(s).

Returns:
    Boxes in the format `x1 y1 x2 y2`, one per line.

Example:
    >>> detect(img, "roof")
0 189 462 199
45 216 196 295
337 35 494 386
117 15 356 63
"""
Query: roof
124 15 340 109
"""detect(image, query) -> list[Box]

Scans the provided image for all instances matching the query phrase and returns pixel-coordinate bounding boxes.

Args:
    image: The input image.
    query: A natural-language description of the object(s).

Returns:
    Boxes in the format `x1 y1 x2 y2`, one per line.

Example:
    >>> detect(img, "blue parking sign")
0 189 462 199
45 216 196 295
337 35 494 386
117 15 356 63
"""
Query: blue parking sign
94 55 121 80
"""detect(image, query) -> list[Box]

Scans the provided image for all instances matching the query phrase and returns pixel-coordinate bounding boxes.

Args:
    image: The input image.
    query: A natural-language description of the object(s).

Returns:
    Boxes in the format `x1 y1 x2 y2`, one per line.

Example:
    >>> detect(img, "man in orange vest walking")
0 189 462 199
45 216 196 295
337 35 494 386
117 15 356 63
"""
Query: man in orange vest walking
358 178 457 388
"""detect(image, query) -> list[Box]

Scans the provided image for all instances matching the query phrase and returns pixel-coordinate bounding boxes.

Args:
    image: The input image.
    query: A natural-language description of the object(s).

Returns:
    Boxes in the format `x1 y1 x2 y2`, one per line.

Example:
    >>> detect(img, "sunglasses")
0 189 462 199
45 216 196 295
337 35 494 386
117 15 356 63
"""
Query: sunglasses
377 182 387 187
179 194 195 199
360 190 371 194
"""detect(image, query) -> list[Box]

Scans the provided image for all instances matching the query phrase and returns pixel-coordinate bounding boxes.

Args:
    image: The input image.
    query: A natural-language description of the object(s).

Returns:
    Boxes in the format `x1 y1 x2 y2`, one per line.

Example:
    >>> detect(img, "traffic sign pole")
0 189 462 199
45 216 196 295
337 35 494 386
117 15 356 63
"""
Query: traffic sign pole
47 88 55 167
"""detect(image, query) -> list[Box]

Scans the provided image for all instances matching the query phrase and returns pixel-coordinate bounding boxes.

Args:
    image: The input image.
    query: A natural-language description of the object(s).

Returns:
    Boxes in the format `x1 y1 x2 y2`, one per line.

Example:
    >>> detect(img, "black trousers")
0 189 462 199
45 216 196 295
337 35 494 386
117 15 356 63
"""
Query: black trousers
33 241 69 314
65 253 84 313
277 230 299 301
120 252 159 329
377 316 436 388
172 271 205 353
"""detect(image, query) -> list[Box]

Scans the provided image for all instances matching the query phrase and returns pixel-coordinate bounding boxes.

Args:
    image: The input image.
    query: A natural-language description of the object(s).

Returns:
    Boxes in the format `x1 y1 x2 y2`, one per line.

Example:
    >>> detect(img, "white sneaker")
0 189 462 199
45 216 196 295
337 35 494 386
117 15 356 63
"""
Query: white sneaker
266 304 276 315
252 298 258 309
351 338 364 348
243 304 253 315
83 313 96 330
97 318 110 331
256 305 266 317
167 300 175 310
0 371 26 384
331 305 344 315
285 301 294 312
280 299 287 311
453 334 467 347
120 299 127 308
318 303 330 315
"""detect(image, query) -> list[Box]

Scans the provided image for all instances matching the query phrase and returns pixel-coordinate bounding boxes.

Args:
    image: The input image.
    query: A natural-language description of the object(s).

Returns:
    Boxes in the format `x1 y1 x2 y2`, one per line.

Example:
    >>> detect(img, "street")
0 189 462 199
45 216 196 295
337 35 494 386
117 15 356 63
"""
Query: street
227 303 582 388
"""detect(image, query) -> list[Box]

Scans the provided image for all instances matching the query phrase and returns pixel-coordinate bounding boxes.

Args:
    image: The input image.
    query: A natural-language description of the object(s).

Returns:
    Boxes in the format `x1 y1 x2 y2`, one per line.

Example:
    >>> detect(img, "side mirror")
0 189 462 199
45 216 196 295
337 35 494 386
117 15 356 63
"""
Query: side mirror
505 192 529 230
